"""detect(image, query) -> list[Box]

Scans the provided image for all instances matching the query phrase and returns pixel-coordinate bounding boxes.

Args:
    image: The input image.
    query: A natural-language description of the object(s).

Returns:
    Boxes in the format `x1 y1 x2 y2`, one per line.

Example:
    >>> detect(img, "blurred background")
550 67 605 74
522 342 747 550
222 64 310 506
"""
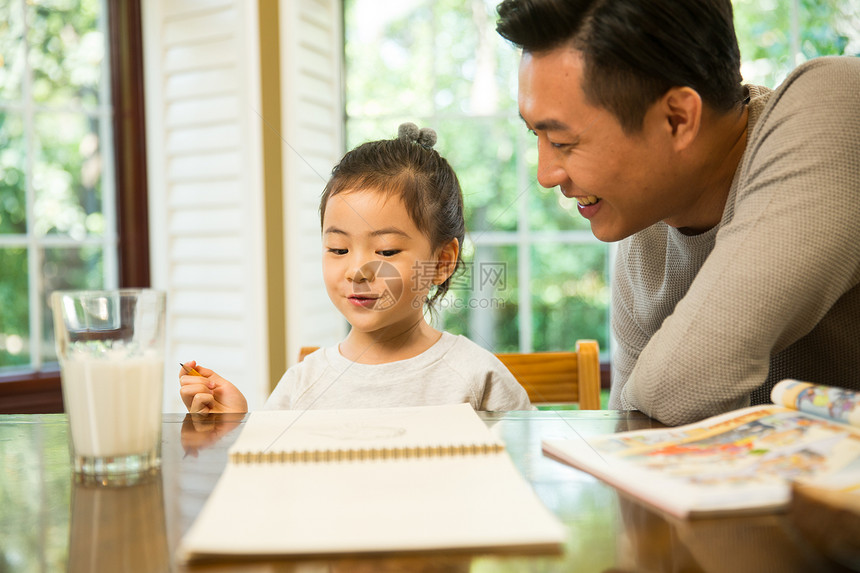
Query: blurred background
1 0 858 412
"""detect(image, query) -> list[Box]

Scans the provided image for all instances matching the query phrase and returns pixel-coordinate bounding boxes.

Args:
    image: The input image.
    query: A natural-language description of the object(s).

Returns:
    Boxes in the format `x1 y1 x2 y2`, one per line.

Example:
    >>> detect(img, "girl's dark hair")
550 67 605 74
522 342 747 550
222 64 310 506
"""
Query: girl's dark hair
497 0 745 133
320 133 465 309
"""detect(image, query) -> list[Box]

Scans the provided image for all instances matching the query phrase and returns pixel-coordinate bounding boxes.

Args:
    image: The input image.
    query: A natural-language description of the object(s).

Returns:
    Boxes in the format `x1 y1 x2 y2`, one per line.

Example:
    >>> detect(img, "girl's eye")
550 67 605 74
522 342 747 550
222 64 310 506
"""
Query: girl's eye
378 249 400 257
328 248 348 255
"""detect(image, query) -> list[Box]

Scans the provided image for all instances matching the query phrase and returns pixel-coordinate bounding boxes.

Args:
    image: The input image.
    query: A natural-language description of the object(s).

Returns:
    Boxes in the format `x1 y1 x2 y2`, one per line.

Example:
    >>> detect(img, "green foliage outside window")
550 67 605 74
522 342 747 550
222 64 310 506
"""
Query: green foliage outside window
0 0 112 372
344 0 858 358
734 0 859 87
1 1 857 371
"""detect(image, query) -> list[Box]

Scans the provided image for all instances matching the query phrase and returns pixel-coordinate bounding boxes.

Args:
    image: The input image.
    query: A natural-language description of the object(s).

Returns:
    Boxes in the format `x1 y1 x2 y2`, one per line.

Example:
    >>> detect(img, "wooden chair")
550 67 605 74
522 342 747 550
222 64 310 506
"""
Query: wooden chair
298 346 320 363
297 339 602 409
495 340 601 409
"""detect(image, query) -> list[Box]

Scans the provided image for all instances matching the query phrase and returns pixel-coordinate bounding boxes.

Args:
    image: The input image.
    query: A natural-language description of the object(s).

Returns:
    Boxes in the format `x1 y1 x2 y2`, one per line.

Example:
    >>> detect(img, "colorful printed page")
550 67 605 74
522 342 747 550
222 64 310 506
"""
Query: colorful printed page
543 403 860 518
771 379 860 427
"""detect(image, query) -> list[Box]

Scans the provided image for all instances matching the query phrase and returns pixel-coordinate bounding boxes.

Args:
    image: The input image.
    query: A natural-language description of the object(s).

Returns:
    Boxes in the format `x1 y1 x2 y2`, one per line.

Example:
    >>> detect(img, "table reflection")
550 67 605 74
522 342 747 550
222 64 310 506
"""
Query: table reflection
179 412 244 458
4 411 855 573
613 493 854 573
69 473 169 572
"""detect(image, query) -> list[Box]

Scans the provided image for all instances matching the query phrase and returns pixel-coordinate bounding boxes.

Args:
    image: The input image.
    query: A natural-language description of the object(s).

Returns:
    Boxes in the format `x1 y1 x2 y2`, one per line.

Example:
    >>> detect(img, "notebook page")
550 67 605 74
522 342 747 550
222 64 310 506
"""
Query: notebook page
229 403 503 457
178 453 566 560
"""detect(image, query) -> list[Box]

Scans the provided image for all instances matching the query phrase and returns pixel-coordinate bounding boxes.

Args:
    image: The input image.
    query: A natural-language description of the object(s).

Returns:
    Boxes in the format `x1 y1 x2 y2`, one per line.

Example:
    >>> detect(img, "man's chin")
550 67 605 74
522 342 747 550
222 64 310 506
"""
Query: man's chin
589 224 626 243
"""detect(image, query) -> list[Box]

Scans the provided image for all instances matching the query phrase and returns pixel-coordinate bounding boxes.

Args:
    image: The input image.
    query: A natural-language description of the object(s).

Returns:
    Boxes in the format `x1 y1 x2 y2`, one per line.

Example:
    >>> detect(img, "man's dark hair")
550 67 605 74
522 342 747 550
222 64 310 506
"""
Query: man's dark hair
496 0 745 132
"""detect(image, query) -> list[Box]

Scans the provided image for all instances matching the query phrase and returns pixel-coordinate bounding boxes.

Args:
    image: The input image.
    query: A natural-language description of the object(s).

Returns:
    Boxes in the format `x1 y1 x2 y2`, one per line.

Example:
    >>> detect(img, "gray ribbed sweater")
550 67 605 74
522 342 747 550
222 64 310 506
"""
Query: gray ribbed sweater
609 56 860 426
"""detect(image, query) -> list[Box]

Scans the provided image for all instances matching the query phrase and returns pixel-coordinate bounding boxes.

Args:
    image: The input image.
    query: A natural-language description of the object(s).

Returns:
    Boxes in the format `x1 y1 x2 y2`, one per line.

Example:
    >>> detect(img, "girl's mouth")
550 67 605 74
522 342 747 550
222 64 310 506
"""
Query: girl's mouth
348 295 378 308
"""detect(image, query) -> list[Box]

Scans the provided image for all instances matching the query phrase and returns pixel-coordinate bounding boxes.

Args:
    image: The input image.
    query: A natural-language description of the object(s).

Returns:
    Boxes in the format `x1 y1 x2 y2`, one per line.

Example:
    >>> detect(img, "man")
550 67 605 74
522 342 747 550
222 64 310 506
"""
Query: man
496 0 860 425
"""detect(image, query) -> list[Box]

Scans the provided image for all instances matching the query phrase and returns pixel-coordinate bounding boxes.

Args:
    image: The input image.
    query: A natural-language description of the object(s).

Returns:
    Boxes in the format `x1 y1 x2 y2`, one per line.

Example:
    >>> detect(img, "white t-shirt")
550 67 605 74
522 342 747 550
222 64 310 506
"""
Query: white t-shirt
263 332 532 411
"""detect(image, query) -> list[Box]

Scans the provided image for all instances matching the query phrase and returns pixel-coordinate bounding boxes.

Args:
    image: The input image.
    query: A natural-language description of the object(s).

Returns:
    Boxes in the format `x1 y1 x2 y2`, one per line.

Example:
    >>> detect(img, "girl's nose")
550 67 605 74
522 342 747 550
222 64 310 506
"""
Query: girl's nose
348 260 376 283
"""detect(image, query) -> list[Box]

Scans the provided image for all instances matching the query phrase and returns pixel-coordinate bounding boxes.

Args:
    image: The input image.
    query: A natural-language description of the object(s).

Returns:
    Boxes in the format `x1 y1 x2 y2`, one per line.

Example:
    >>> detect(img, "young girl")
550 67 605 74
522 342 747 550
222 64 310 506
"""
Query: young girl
179 123 531 412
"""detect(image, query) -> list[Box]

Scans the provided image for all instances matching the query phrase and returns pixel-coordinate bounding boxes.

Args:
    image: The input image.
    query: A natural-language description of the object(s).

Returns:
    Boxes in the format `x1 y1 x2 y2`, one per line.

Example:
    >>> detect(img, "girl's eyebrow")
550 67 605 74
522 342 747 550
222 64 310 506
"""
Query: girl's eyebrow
370 227 410 238
323 226 410 238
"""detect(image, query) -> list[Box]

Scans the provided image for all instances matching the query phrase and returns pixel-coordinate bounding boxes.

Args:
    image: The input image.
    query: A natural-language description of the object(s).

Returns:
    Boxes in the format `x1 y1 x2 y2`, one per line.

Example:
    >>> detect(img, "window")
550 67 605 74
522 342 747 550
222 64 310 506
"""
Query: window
343 0 858 362
0 0 148 412
344 0 610 357
733 0 860 87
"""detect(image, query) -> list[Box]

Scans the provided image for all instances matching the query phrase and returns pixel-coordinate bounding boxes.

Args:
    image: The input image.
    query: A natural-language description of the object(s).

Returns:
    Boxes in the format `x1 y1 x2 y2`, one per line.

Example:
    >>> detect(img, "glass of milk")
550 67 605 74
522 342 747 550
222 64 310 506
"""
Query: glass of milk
51 289 166 482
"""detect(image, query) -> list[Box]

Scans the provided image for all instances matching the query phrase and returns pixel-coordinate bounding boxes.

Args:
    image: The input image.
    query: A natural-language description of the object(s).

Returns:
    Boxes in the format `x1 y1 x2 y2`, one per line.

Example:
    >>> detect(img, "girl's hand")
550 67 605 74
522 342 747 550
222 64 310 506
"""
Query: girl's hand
179 361 248 414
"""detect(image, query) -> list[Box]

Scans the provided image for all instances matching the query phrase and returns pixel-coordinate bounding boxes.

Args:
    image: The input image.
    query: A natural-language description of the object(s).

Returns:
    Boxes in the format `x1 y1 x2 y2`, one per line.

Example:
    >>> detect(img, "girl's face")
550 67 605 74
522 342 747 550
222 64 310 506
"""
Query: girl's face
321 188 456 339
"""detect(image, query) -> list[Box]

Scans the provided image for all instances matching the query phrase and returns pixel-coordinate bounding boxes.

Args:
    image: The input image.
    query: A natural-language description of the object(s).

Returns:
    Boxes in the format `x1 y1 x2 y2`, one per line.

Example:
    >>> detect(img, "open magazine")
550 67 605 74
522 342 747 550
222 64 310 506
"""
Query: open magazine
543 380 860 518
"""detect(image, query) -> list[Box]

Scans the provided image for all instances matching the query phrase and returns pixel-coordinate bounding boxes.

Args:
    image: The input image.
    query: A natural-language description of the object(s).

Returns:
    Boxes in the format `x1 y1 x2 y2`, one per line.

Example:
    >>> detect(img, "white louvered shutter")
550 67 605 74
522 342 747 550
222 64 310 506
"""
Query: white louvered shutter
280 0 347 364
143 0 269 411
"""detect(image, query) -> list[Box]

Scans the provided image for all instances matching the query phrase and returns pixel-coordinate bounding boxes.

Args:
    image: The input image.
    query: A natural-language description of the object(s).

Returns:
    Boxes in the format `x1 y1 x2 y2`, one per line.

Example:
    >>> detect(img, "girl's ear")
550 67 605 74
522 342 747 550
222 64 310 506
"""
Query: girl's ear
433 238 460 285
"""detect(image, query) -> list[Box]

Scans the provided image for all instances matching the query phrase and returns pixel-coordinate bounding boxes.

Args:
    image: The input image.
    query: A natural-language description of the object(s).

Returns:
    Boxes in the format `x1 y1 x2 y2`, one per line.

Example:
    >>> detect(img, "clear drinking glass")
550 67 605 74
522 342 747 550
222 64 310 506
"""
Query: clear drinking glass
51 289 166 481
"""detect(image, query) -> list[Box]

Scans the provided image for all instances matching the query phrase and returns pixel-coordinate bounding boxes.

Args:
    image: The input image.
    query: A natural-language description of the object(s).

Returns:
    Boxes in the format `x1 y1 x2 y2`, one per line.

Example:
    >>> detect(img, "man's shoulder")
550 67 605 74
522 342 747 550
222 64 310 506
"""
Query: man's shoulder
775 56 860 103
790 55 860 77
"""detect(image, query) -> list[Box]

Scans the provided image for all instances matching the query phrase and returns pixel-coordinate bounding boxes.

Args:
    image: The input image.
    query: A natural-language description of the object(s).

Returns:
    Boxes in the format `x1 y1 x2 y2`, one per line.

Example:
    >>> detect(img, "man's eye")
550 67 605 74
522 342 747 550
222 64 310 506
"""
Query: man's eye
550 141 574 150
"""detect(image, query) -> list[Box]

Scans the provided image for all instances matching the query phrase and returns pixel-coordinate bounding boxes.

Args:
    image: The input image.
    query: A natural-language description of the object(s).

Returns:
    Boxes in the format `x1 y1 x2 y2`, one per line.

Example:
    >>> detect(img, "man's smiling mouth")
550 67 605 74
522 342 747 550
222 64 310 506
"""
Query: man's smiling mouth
577 195 600 206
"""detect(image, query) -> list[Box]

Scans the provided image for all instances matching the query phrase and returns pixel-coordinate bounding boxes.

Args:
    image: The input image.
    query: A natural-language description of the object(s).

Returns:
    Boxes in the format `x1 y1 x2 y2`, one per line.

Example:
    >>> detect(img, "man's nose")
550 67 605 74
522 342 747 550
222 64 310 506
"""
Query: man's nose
535 138 568 189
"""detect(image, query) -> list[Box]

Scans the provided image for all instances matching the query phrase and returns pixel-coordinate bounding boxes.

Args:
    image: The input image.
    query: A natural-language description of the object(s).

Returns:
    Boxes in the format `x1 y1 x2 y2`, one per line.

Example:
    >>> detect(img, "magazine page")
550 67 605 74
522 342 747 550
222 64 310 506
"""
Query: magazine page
771 379 860 428
543 405 860 518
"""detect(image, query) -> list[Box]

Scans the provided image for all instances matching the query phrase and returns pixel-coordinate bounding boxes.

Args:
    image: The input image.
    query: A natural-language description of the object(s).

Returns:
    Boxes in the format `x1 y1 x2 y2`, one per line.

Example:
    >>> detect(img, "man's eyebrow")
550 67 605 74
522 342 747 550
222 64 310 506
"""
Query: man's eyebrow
519 113 571 132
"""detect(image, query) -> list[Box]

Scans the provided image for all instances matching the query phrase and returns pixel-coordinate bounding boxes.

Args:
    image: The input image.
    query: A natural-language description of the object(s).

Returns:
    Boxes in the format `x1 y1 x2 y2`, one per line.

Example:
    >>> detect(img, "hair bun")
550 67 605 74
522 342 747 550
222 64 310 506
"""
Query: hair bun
398 122 437 149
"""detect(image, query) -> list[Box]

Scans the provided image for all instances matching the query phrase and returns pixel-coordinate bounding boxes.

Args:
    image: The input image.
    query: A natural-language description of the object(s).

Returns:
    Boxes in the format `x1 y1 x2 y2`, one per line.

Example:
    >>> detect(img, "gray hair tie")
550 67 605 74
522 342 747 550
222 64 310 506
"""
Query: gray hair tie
398 122 437 149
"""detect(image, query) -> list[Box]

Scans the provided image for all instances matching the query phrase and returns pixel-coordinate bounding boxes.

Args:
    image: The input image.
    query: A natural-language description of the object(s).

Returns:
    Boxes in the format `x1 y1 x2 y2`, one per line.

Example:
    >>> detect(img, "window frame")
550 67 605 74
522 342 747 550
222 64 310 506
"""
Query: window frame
0 0 149 413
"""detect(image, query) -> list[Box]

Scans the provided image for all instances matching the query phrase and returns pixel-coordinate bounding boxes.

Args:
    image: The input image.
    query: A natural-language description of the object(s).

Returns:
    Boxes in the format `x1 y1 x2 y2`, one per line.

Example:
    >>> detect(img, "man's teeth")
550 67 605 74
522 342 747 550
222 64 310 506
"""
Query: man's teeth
577 195 599 206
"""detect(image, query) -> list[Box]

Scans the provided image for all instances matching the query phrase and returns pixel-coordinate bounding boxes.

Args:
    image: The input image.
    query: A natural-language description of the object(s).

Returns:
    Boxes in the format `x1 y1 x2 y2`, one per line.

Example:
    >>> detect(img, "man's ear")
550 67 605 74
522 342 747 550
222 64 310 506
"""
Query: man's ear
433 238 460 285
661 86 702 151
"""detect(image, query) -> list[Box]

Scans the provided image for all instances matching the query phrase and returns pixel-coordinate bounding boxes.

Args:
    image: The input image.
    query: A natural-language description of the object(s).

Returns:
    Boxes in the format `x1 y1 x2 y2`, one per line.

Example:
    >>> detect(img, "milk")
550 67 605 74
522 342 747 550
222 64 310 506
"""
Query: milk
60 353 164 458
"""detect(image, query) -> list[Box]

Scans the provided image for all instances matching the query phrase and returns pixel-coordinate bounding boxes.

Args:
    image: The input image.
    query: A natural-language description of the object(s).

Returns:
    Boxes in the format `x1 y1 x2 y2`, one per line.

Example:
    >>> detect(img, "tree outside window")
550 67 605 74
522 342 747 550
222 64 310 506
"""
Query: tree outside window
343 0 858 359
0 0 118 376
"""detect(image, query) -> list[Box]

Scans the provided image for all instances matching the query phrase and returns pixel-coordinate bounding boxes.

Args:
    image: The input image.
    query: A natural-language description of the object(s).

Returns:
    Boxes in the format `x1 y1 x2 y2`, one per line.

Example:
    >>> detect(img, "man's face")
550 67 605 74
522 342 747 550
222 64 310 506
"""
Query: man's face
518 48 687 242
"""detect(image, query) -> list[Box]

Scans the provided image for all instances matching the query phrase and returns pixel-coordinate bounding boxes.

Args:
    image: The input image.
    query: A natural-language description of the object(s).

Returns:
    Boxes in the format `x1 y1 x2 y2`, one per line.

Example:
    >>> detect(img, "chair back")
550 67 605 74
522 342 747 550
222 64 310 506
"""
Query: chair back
297 339 602 409
298 346 319 363
495 340 601 409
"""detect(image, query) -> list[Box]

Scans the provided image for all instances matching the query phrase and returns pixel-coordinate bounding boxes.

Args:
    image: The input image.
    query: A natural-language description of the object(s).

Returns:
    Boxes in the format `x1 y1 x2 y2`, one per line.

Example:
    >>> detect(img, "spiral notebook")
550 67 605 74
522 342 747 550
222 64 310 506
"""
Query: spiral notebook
178 403 565 563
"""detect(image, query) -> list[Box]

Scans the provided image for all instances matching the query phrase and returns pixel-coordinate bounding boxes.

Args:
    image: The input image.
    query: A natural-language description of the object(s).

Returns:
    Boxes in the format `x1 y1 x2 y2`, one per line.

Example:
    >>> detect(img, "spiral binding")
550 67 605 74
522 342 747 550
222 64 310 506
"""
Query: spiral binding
230 442 505 464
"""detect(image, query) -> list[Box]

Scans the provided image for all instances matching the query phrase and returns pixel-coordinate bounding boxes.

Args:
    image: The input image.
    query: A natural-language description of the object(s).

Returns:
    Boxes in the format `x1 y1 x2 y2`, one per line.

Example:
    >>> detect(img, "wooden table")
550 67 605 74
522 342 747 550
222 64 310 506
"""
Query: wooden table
0 411 853 572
